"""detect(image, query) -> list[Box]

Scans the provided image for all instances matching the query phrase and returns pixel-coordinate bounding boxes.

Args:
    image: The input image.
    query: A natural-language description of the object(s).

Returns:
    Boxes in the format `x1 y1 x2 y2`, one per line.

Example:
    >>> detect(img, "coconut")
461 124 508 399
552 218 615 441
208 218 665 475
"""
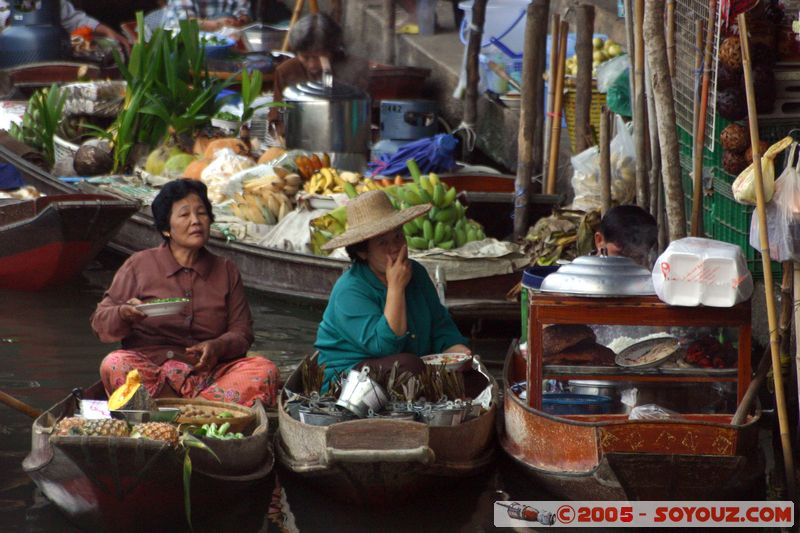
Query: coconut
720 123 749 153
163 153 197 178
723 150 748 175
73 139 113 176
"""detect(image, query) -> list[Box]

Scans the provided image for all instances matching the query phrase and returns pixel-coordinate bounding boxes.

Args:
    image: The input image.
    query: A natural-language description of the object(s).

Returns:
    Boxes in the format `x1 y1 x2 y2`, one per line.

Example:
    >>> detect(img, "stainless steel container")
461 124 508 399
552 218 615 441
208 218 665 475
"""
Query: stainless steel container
283 80 371 170
568 380 632 414
336 367 388 418
539 255 655 297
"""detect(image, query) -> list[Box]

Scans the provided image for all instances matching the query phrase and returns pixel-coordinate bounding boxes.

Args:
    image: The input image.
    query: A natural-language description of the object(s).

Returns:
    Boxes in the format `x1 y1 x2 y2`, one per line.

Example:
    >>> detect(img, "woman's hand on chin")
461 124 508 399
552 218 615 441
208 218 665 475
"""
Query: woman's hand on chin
443 344 471 355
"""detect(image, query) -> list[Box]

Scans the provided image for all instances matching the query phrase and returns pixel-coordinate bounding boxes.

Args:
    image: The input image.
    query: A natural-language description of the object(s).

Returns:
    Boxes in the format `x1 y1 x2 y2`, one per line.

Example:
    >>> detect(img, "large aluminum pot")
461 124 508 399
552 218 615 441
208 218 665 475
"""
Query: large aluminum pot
283 80 371 167
336 367 388 418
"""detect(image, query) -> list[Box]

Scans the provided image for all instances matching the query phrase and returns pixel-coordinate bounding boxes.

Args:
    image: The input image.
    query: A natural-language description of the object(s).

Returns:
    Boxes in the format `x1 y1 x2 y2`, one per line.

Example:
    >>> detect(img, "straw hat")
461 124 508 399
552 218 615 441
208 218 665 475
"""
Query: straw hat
321 190 431 250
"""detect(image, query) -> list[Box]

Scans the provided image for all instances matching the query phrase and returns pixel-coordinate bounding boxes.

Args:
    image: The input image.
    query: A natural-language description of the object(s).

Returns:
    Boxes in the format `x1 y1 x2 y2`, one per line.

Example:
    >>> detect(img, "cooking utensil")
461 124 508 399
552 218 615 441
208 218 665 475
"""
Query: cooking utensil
335 367 388 418
487 60 522 92
539 255 655 296
615 336 680 369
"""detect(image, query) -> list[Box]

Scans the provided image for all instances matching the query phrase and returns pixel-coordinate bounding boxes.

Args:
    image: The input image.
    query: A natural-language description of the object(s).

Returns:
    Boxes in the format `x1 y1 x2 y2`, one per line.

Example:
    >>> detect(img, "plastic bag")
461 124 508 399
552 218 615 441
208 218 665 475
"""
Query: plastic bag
570 115 636 211
732 136 793 205
749 142 800 262
628 403 683 420
200 148 256 203
596 54 629 93
606 68 631 118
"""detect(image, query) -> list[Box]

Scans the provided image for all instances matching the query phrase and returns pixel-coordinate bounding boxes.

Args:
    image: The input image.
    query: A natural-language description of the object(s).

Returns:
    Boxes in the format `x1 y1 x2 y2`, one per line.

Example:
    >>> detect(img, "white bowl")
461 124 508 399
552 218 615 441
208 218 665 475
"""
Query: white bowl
499 92 521 111
135 298 190 317
421 353 472 371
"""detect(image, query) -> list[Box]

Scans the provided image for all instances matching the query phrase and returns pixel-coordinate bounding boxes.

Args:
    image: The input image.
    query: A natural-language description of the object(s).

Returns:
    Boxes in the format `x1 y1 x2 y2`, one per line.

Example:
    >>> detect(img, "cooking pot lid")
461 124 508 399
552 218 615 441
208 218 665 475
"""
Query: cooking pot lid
283 80 368 102
539 255 655 297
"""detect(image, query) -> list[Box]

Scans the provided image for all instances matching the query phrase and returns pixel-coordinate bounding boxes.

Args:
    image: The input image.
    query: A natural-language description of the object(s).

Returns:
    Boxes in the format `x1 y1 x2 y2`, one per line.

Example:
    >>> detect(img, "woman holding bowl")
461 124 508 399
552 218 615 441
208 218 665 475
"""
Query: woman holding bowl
314 190 471 387
91 179 278 407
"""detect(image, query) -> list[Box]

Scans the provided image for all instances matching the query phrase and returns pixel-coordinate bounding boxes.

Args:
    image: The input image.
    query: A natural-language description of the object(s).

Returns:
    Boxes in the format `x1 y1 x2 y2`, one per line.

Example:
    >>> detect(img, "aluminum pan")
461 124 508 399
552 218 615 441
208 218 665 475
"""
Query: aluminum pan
539 255 655 297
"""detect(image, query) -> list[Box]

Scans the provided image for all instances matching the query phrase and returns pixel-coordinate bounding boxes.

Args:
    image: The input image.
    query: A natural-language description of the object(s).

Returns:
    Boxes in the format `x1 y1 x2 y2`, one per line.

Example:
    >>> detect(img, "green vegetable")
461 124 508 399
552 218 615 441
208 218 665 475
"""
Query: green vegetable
145 297 190 304
213 111 239 121
217 411 234 418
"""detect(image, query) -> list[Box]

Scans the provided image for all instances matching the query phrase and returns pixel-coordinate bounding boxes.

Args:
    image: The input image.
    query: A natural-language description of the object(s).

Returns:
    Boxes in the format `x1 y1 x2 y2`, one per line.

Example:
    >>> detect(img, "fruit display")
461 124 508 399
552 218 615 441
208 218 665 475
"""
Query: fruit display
108 369 154 411
131 422 180 446
293 153 331 180
303 167 385 196
565 37 624 77
309 206 347 256
195 422 244 440
53 416 88 436
230 189 293 225
79 418 131 437
387 173 486 251
680 336 737 369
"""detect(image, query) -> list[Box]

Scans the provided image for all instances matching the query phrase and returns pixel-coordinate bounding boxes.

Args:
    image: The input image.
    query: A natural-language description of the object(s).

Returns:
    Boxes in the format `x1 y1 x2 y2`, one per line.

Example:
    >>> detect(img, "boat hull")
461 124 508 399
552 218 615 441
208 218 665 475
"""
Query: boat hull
0 194 137 290
23 382 274 532
500 348 763 500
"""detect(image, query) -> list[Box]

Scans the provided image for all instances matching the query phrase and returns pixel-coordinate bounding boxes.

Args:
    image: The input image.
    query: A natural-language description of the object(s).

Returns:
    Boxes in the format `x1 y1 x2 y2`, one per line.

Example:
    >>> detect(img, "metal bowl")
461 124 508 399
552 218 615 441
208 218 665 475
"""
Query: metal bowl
539 255 655 297
110 407 179 424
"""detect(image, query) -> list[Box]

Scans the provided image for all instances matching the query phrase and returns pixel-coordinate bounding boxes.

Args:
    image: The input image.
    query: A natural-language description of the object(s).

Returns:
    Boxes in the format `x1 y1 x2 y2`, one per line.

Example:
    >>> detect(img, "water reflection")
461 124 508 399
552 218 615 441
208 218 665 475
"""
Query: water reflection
0 258 530 532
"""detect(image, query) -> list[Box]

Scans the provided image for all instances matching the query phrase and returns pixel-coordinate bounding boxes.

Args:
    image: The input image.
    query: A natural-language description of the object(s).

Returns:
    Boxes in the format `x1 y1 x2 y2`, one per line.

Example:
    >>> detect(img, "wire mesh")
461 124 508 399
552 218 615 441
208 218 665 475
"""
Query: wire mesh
673 0 722 152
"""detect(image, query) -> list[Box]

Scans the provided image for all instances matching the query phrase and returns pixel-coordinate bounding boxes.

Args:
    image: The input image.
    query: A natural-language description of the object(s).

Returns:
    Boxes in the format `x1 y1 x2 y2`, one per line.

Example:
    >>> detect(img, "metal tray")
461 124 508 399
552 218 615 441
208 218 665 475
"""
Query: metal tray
615 337 680 369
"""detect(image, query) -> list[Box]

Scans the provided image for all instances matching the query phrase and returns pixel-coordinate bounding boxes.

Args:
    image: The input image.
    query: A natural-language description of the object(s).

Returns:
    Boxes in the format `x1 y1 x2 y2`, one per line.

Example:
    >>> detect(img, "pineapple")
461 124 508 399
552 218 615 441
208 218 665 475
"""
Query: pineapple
131 422 179 446
53 416 84 436
81 419 130 437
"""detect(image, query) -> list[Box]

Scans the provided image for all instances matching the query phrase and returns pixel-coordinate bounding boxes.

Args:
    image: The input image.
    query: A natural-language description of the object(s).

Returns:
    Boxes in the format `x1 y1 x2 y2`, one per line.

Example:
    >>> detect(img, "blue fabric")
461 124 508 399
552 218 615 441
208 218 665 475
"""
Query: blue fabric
0 163 24 190
314 260 467 384
368 133 458 177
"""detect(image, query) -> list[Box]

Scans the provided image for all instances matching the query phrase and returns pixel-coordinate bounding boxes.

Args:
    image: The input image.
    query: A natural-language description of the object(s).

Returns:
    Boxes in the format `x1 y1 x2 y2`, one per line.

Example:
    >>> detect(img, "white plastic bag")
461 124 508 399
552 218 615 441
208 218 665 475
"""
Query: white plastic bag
570 115 636 211
732 136 792 205
596 54 629 93
749 142 800 262
628 404 683 420
200 148 256 203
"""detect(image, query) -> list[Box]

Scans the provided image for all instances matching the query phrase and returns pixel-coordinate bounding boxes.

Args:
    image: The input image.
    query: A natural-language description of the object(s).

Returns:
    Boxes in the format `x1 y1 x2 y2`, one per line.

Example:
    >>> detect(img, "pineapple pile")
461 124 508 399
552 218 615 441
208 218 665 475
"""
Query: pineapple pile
131 422 180 446
54 417 130 437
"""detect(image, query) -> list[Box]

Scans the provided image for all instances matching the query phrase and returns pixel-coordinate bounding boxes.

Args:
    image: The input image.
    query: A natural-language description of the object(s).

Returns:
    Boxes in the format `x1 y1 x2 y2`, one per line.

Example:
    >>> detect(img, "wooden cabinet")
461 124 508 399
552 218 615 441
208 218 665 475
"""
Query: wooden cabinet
527 293 751 410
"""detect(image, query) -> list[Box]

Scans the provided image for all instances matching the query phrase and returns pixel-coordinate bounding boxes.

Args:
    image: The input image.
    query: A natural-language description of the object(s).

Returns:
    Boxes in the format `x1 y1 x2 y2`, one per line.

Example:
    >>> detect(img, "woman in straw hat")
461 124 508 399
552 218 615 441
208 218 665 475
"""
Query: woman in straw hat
314 190 471 385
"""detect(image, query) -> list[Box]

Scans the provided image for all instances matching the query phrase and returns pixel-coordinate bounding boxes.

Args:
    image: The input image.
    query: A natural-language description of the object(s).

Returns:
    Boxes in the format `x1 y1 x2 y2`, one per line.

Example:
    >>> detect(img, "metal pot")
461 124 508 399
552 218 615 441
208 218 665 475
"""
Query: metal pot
568 380 632 414
336 367 388 418
283 80 371 170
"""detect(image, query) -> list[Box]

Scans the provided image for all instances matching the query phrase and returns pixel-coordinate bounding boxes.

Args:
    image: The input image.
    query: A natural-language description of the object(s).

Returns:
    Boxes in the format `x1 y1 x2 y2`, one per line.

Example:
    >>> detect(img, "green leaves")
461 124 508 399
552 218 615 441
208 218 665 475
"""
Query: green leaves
10 84 66 167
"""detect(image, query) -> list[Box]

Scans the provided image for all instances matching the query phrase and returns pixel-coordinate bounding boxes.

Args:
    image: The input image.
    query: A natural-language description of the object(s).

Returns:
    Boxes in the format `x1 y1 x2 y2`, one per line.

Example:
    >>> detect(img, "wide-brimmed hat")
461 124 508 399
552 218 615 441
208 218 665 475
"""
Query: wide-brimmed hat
321 190 431 250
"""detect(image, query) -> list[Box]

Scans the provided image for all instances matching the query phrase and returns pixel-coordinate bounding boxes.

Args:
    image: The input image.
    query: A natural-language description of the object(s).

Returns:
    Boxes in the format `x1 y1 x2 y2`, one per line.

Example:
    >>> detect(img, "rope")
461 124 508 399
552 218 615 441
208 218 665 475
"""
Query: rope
453 122 477 152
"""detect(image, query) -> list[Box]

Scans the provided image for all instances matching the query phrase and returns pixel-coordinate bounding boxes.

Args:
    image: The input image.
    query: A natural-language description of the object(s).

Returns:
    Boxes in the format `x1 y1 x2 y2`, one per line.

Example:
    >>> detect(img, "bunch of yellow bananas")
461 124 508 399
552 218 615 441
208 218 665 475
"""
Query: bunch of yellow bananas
304 167 346 195
230 190 293 225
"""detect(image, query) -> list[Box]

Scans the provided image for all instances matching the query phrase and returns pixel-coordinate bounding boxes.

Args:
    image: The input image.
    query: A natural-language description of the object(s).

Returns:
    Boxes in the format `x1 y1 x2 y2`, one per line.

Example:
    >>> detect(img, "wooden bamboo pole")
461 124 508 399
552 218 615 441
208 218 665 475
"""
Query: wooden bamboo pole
622 0 635 105
543 13 561 176
282 0 306 51
545 21 568 195
0 390 42 419
574 4 595 153
645 51 661 218
794 262 800 441
693 1 717 236
462 0 488 162
738 13 796 502
383 0 396 65
691 19 705 236
599 107 612 215
633 0 648 208
514 1 550 240
666 0 676 77
644 0 685 241
308 0 319 13
531 2 551 196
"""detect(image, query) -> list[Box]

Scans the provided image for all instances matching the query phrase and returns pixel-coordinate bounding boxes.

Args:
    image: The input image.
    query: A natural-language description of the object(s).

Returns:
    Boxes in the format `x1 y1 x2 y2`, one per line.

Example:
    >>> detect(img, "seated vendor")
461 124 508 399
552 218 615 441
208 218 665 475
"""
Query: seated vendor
162 0 252 31
90 179 278 407
594 204 658 269
268 12 369 137
314 190 471 385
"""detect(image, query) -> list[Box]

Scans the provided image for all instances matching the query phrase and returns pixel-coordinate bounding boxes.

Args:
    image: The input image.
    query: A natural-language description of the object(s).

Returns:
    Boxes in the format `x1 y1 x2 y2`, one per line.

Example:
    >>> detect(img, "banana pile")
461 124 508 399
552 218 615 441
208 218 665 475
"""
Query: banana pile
230 188 294 225
303 167 384 196
387 173 485 251
243 168 303 197
309 206 347 256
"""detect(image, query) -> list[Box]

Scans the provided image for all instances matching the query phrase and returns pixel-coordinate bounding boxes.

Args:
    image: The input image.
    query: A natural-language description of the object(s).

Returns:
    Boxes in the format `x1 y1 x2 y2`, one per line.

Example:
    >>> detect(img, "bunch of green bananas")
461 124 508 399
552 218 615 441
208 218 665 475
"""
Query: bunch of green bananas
386 164 486 251
309 206 347 256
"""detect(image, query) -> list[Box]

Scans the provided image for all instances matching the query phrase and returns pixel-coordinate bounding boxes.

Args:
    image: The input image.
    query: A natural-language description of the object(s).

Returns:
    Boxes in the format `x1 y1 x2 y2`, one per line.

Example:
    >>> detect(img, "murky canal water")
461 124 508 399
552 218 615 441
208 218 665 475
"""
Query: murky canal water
0 253 561 533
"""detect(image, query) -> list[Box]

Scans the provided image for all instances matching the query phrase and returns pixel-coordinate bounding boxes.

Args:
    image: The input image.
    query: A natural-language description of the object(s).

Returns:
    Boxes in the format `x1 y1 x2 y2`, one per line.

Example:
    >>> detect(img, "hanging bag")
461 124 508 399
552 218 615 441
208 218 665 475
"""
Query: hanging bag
732 136 793 205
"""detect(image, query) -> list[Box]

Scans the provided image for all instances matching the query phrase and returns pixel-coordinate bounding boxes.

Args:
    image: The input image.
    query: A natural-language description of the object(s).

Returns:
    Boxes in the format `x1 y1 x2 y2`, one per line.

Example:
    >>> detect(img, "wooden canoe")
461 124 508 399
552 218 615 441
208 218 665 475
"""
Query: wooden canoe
0 144 558 321
0 193 138 290
275 354 498 505
22 382 274 532
500 345 764 501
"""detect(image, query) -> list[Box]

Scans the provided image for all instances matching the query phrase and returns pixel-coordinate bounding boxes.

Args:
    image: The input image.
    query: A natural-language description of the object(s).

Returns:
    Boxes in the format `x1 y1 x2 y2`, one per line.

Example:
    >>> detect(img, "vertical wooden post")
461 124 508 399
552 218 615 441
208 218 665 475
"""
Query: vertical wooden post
599 107 612 215
514 1 550 240
693 1 717 237
531 1 551 196
463 0 488 162
574 4 595 153
545 21 568 195
622 0 635 105
644 0 685 241
739 14 796 503
543 13 561 173
645 57 661 218
691 19 705 236
633 0 648 208
383 0 396 64
666 0 676 76
282 0 306 51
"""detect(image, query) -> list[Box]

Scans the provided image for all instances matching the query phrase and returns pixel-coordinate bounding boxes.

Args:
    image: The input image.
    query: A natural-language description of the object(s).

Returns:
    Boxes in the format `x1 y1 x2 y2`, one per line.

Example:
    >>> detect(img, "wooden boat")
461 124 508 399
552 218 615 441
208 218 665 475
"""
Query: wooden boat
0 193 138 290
500 343 764 501
22 382 274 532
275 354 498 505
0 144 558 320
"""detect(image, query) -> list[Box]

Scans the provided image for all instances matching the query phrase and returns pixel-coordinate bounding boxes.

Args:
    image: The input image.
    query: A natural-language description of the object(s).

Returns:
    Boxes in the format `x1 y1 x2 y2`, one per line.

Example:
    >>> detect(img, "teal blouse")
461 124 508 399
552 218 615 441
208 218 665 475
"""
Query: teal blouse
315 260 467 384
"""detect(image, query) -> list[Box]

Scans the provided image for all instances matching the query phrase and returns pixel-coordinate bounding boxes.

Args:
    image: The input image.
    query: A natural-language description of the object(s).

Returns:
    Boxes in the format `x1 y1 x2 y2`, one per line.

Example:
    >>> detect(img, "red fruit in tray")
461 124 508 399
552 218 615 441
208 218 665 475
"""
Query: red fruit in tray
698 357 713 368
713 357 725 368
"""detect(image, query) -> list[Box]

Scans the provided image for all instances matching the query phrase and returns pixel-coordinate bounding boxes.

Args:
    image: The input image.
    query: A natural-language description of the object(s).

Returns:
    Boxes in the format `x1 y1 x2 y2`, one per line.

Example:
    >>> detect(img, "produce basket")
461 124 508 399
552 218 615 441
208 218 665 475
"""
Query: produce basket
53 134 80 162
156 397 257 434
563 79 606 153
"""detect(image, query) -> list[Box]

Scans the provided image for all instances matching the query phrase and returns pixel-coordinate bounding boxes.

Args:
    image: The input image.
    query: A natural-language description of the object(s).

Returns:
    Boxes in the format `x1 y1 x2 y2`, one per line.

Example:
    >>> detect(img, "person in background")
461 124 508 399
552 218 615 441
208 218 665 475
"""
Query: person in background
91 179 279 407
162 0 251 31
314 190 471 387
268 12 369 137
0 0 130 52
594 204 658 269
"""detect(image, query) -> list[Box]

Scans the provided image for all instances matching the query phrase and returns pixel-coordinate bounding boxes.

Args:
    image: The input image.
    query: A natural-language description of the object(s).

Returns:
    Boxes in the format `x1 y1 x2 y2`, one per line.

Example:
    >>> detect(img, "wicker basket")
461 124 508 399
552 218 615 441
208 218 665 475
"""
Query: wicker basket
563 80 607 153
53 134 80 162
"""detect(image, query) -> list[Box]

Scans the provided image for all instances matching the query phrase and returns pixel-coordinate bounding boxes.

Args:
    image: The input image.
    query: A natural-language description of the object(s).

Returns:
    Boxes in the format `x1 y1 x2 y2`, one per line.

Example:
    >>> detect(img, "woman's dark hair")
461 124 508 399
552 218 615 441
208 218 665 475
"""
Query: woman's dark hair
151 179 215 240
345 241 368 263
288 13 344 58
599 204 657 265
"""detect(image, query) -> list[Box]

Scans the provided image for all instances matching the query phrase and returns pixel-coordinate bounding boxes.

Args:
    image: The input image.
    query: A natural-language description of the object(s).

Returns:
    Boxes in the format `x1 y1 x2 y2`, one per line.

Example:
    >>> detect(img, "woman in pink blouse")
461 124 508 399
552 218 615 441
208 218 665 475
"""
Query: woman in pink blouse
91 179 278 407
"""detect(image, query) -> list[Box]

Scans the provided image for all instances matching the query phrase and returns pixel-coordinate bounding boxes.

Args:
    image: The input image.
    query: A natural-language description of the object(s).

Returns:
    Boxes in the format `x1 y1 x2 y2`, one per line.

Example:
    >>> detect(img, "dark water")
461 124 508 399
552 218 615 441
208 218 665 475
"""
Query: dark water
0 254 556 533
